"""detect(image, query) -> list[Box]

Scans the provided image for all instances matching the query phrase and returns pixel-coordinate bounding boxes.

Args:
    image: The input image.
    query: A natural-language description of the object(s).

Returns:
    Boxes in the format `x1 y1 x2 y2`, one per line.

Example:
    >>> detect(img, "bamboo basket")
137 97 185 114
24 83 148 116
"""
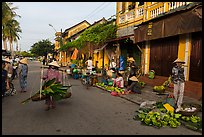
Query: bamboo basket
31 93 47 101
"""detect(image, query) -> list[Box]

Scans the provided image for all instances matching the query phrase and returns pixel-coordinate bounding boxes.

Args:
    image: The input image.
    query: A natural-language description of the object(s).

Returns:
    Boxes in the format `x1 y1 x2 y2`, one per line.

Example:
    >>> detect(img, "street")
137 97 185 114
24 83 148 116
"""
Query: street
2 61 201 135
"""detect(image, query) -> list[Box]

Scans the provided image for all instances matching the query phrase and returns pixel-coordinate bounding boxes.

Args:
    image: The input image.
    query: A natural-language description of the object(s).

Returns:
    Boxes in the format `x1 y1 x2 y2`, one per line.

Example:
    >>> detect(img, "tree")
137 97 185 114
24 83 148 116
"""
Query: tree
2 2 21 53
30 39 55 57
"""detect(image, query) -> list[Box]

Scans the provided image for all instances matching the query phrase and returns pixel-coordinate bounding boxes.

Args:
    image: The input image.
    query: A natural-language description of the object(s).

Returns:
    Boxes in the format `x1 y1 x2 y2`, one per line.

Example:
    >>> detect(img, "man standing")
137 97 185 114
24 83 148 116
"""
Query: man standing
171 58 185 112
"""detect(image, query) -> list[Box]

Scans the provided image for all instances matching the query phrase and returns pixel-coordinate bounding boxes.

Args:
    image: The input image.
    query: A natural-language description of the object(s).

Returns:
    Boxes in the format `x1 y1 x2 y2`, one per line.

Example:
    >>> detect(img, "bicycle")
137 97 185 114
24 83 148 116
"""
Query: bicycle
81 71 93 89
5 80 16 96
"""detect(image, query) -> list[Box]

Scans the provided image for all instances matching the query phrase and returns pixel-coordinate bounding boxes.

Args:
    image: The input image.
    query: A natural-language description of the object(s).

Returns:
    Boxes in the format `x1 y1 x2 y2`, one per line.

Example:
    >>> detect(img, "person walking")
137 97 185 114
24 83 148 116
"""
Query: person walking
171 58 185 112
19 58 28 92
85 56 93 72
4 58 13 82
43 61 61 111
2 60 10 97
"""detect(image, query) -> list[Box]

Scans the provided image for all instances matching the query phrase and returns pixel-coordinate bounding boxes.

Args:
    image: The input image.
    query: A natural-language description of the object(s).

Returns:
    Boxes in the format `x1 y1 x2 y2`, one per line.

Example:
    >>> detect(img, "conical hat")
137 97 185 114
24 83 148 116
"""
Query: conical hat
20 58 28 64
127 57 135 62
107 70 112 77
173 58 185 64
4 58 11 63
129 76 139 82
48 61 60 68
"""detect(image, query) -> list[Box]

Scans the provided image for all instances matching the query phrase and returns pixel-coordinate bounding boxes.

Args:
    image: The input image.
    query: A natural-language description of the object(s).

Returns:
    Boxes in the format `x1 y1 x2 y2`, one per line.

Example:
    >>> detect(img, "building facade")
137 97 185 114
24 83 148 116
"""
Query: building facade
116 2 202 83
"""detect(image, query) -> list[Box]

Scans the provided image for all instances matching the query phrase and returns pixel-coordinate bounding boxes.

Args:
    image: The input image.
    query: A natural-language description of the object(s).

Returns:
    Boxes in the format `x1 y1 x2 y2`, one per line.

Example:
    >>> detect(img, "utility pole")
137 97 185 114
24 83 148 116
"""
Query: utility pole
49 24 63 65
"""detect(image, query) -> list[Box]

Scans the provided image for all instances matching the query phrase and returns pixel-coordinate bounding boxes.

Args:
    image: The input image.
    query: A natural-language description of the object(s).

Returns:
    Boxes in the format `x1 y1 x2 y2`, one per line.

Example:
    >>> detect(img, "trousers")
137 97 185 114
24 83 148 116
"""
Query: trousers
173 81 185 108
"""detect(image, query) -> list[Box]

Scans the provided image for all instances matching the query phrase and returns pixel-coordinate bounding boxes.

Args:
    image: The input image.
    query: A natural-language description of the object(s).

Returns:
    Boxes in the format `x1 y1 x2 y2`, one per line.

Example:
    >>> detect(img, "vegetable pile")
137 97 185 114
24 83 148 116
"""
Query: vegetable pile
133 101 202 131
96 82 125 94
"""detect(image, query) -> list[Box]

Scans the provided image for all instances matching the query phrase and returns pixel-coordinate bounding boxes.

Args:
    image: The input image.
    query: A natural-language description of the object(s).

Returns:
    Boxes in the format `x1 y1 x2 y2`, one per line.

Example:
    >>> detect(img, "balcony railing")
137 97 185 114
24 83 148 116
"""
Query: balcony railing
119 14 126 24
150 5 164 18
136 6 144 17
126 10 135 21
168 2 187 10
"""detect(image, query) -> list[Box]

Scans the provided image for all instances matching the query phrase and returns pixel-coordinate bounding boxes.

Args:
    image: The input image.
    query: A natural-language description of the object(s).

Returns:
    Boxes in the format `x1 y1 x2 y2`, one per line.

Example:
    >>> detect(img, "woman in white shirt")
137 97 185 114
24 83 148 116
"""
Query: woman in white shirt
113 72 124 88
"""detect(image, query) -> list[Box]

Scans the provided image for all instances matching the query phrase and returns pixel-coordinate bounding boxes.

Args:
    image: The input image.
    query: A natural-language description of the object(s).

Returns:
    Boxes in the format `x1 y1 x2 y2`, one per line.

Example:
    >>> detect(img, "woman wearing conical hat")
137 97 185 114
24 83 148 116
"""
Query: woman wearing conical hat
19 58 28 93
43 60 61 111
171 58 185 112
125 76 142 94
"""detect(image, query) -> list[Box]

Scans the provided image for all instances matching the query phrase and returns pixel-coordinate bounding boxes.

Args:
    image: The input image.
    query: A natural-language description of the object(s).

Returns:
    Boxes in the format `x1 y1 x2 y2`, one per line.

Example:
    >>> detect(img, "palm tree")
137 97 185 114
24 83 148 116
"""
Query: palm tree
2 2 21 54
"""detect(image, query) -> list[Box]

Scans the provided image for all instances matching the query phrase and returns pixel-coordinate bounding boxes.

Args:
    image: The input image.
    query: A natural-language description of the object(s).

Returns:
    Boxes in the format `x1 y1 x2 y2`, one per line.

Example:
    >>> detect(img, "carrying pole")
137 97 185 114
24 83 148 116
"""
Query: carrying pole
39 63 44 99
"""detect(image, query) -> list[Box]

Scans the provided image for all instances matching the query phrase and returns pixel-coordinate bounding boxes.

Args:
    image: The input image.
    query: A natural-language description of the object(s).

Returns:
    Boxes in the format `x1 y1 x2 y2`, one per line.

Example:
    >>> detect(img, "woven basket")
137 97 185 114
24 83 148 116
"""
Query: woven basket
178 102 201 116
179 110 198 116
31 93 47 101
62 91 72 99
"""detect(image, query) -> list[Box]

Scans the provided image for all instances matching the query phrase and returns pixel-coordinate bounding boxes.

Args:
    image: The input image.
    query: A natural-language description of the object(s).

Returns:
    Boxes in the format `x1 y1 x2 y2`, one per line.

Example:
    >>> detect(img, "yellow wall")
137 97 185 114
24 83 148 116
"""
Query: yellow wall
64 22 90 40
178 35 186 61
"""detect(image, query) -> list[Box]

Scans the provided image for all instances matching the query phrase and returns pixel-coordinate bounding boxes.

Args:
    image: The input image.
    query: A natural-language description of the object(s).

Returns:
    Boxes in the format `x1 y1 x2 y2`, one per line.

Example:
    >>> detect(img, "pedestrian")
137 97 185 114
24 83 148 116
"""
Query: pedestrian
110 58 116 70
125 76 142 94
43 61 61 111
14 56 20 78
4 58 13 82
85 56 93 72
113 72 124 88
171 58 185 112
42 56 46 65
19 58 28 92
2 60 10 97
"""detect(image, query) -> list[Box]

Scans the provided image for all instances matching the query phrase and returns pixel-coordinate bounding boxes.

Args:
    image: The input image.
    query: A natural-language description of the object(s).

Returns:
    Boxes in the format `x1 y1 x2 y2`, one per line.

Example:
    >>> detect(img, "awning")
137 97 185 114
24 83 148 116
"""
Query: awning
134 3 202 43
94 43 108 53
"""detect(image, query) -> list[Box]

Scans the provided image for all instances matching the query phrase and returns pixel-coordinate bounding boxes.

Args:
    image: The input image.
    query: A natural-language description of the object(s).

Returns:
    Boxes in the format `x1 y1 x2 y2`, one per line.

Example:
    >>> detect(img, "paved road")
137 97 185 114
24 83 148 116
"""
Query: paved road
2 61 201 135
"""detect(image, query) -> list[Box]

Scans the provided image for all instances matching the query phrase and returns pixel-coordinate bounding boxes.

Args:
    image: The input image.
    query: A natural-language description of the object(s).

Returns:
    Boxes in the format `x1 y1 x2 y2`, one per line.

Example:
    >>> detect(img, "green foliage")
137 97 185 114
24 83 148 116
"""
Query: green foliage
30 39 55 57
60 23 117 50
19 51 34 57
59 41 73 51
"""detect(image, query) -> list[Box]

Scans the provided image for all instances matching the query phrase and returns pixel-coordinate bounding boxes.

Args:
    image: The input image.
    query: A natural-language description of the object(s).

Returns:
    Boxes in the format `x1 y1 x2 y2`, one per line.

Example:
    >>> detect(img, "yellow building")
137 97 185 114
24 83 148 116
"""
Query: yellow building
116 2 202 82
54 20 91 66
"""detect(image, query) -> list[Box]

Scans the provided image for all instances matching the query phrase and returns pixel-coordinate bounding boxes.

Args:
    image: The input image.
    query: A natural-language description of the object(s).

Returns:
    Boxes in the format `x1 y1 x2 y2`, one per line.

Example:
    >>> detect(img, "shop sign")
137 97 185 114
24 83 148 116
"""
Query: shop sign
147 22 153 36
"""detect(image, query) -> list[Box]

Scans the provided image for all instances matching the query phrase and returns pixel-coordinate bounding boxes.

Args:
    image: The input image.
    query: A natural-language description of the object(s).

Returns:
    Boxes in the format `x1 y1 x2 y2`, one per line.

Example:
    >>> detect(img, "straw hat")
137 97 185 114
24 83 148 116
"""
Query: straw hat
4 58 11 63
173 58 185 64
127 57 135 62
48 61 60 68
107 70 112 77
20 58 28 64
129 76 139 82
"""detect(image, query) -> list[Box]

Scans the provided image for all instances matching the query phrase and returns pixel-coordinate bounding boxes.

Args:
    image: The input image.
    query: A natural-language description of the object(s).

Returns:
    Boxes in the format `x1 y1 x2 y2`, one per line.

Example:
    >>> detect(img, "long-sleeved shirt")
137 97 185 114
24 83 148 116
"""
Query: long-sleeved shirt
172 65 185 84
43 68 61 83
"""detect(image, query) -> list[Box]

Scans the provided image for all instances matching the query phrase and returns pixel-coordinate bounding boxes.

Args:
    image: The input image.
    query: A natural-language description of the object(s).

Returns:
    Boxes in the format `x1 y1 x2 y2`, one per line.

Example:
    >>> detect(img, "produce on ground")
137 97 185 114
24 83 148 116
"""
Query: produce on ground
134 101 202 131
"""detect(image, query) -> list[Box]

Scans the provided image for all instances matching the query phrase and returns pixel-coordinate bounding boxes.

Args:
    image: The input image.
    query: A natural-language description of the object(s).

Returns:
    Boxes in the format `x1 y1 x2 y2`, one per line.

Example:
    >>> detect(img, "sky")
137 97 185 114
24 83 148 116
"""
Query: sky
10 2 116 51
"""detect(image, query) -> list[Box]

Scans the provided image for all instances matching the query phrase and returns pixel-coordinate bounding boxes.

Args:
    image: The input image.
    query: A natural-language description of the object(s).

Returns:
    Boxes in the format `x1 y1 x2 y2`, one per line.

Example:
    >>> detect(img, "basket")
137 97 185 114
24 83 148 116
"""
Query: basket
178 102 201 116
62 91 72 99
178 110 198 116
31 93 47 101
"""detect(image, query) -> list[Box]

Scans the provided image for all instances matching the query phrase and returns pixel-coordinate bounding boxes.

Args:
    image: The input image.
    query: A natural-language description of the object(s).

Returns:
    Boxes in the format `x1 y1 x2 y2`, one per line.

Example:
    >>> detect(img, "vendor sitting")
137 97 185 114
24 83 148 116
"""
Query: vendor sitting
113 72 124 88
125 76 142 94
